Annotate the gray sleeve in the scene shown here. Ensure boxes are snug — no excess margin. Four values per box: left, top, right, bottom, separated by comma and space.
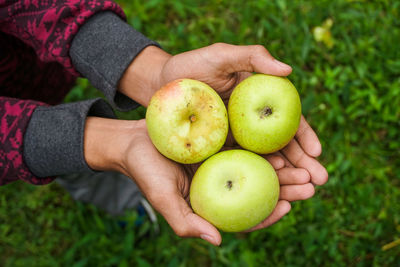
23, 98, 115, 177
70, 11, 161, 111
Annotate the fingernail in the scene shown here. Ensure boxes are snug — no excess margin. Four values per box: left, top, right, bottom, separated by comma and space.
273, 59, 291, 70
200, 234, 215, 244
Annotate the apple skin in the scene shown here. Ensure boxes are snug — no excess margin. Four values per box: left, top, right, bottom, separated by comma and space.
146, 79, 229, 164
190, 149, 279, 232
228, 74, 301, 154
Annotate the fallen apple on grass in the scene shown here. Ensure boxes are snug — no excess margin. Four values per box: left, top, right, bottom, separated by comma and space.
228, 74, 301, 154
189, 149, 280, 232
146, 79, 229, 164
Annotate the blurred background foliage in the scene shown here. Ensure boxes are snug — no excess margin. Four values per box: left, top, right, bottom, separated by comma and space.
1, 0, 399, 266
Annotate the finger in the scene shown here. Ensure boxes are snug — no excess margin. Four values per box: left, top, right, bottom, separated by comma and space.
264, 154, 285, 170
279, 183, 315, 201
216, 43, 292, 76
281, 139, 328, 185
276, 167, 311, 185
245, 200, 291, 232
150, 192, 222, 246
295, 116, 322, 157
275, 151, 294, 167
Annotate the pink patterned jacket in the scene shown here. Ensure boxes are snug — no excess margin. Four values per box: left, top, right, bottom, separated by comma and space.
0, 0, 124, 185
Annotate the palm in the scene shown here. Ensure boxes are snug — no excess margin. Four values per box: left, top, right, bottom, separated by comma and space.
121, 120, 188, 202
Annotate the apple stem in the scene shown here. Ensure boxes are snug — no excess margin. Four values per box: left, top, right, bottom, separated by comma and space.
226, 180, 233, 190
260, 106, 272, 119
189, 114, 197, 123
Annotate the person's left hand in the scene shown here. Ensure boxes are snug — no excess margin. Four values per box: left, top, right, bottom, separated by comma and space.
158, 43, 292, 102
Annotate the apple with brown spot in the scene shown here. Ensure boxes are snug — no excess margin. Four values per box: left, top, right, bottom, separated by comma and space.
146, 79, 228, 164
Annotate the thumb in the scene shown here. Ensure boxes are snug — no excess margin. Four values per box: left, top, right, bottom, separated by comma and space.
152, 191, 222, 246
213, 43, 292, 76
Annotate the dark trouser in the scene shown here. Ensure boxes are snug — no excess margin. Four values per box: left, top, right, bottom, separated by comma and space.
56, 171, 142, 216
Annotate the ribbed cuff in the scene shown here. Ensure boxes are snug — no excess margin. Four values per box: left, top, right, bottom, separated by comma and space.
23, 98, 115, 177
70, 11, 161, 111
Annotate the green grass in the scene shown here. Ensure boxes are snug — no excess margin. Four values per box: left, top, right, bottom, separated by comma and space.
1, 0, 400, 266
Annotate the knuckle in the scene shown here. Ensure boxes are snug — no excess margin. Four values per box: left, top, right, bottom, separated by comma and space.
210, 42, 228, 50
252, 44, 267, 54
174, 226, 189, 237
293, 154, 305, 168
297, 169, 311, 184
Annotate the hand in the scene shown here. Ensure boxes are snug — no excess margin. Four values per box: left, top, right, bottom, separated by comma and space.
118, 43, 292, 105
83, 117, 324, 246
159, 43, 292, 102
119, 43, 327, 182
120, 43, 328, 185
116, 43, 328, 240
157, 43, 328, 228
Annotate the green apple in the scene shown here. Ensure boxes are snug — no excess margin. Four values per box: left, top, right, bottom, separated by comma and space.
228, 74, 301, 154
190, 149, 279, 232
146, 79, 228, 164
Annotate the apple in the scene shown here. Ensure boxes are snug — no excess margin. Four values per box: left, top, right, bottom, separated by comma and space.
146, 79, 229, 164
190, 149, 279, 232
228, 74, 301, 154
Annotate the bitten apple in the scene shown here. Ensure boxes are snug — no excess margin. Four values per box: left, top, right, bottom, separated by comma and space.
190, 149, 280, 232
228, 74, 301, 154
146, 79, 228, 164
